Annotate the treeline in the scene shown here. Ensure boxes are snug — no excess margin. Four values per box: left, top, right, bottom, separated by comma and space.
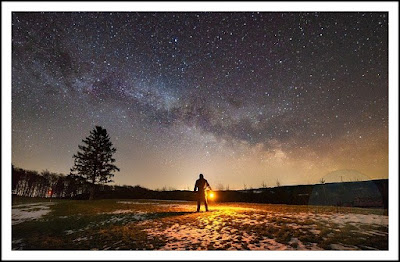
12, 165, 153, 199
12, 165, 388, 209
221, 179, 388, 209
12, 165, 88, 198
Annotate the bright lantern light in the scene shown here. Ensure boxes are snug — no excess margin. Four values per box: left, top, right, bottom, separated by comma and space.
208, 192, 215, 199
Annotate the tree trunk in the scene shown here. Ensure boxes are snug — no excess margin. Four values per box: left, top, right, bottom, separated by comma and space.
89, 172, 96, 200
89, 183, 95, 200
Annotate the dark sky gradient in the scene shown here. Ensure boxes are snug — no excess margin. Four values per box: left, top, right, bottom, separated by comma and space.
12, 12, 388, 189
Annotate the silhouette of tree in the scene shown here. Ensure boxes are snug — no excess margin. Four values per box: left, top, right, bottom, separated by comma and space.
41, 169, 58, 198
70, 126, 120, 200
261, 181, 268, 189
54, 175, 66, 198
64, 174, 83, 197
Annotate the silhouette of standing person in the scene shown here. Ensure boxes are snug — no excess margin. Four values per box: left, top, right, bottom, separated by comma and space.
194, 174, 212, 212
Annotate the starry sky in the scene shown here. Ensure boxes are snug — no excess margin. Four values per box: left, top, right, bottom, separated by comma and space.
12, 12, 388, 190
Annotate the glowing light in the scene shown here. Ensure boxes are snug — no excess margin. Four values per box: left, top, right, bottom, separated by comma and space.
208, 192, 215, 199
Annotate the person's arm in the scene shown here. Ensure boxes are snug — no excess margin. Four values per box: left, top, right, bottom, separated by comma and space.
206, 180, 211, 190
194, 181, 198, 192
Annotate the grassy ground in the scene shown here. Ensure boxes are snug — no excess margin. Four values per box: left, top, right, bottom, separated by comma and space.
12, 197, 388, 250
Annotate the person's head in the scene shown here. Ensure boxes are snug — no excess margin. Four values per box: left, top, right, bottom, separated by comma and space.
199, 174, 204, 179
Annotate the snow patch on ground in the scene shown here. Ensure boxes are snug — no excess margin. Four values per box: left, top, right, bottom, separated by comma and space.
92, 212, 148, 227
73, 237, 88, 242
65, 230, 76, 235
320, 213, 388, 226
117, 201, 157, 205
106, 209, 144, 214
143, 204, 387, 250
157, 204, 196, 209
63, 211, 149, 236
12, 239, 25, 250
12, 202, 55, 225
102, 210, 148, 220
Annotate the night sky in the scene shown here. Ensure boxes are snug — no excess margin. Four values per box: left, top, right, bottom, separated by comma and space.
12, 12, 388, 190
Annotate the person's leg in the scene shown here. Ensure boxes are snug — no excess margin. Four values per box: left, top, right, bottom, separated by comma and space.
197, 198, 200, 212
204, 196, 208, 211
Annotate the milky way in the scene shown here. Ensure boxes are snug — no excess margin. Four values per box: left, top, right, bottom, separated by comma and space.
12, 12, 388, 189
